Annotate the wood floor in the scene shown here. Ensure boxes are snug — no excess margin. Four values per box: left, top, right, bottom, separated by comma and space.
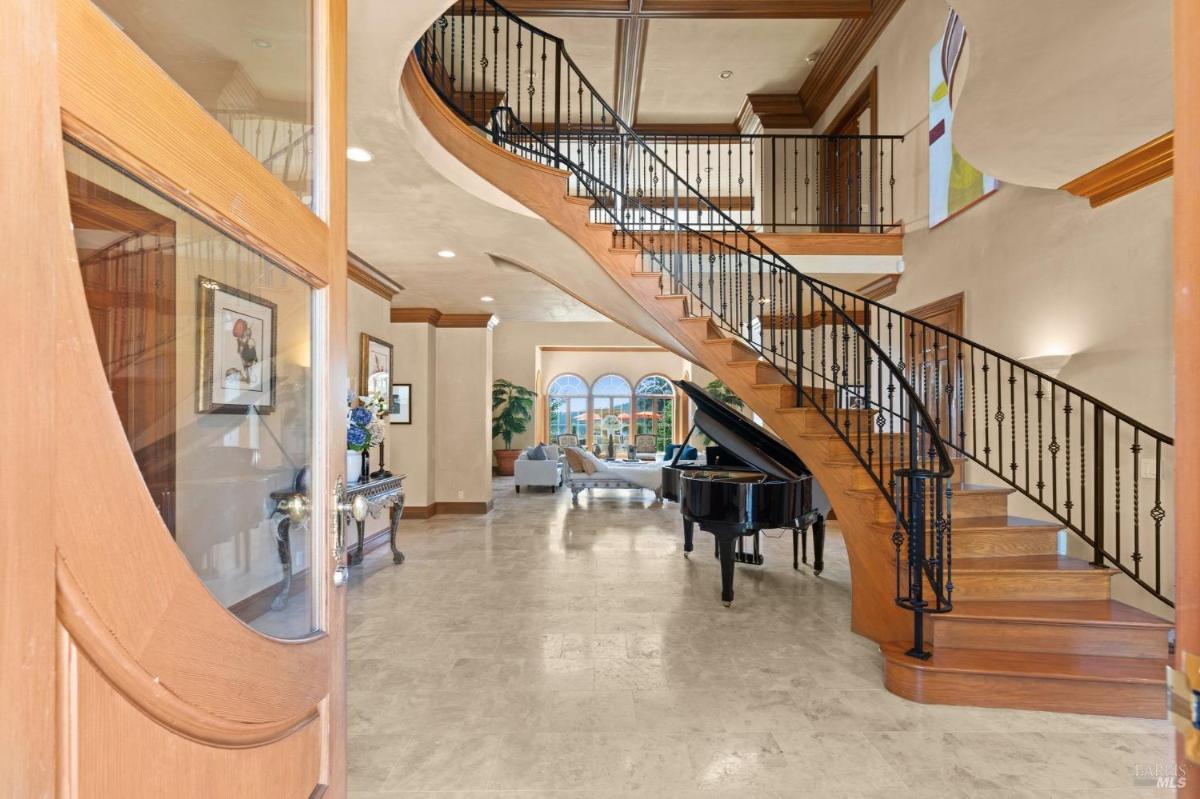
346, 481, 1175, 796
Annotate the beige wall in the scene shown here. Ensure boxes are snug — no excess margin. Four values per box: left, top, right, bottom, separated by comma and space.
814, 0, 1175, 616
347, 282, 494, 511
434, 326, 494, 504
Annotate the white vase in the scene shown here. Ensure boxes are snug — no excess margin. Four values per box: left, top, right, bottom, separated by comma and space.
346, 449, 362, 483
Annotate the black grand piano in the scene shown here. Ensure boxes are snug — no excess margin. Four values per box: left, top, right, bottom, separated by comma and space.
663, 380, 830, 606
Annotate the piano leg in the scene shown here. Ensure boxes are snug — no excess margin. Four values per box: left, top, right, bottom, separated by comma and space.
793, 526, 807, 571
717, 535, 736, 606
682, 519, 694, 558
811, 515, 826, 576
270, 517, 292, 611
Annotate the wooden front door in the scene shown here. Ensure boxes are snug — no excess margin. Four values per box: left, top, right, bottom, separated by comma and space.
2, 0, 350, 795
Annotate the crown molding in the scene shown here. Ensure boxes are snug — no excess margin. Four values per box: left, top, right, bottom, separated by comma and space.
798, 0, 905, 126
1060, 131, 1174, 208
739, 93, 811, 130
389, 308, 495, 328
856, 272, 901, 301
347, 251, 403, 301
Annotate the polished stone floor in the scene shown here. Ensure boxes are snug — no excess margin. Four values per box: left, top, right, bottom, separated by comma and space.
347, 478, 1176, 798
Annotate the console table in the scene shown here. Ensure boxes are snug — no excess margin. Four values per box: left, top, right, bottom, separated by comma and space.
346, 473, 406, 566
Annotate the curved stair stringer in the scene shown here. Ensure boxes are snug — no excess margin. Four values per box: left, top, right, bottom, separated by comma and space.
402, 54, 910, 644
402, 54, 1173, 716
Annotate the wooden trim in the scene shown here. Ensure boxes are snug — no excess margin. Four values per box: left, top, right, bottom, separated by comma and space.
347, 252, 403, 301
496, 0, 870, 17
824, 66, 877, 136
390, 307, 442, 325
1174, 0, 1200, 709
389, 307, 496, 327
400, 501, 493, 519
741, 94, 811, 129
4, 1, 62, 793
634, 228, 903, 255
1060, 131, 1174, 208
56, 558, 320, 748
908, 291, 964, 332
798, 0, 905, 126
539, 345, 667, 352
56, 0, 330, 287
857, 273, 901, 300
633, 122, 741, 135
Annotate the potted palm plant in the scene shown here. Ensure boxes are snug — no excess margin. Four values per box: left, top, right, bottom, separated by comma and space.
492, 378, 535, 476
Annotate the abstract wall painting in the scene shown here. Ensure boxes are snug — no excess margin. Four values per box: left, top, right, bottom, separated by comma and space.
929, 10, 999, 228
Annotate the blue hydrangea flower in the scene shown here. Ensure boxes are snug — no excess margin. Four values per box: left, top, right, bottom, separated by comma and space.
350, 407, 372, 426
347, 426, 368, 449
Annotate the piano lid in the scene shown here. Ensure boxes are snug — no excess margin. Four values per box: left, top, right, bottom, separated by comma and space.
675, 380, 810, 482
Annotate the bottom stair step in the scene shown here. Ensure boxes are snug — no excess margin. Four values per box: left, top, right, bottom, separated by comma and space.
931, 600, 1172, 659
881, 642, 1166, 718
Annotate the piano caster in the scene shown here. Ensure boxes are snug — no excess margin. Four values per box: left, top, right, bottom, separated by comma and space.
722, 601, 732, 608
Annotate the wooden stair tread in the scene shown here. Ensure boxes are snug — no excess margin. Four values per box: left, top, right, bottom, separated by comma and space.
942, 599, 1173, 628
881, 642, 1165, 684
953, 515, 1062, 532
952, 554, 1114, 574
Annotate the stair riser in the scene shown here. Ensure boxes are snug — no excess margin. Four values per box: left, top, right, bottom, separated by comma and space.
951, 491, 1010, 518
931, 618, 1169, 659
884, 661, 1164, 718
951, 530, 1059, 557
950, 572, 1112, 601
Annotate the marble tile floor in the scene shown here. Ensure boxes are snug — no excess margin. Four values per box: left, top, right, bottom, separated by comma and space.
347, 477, 1176, 798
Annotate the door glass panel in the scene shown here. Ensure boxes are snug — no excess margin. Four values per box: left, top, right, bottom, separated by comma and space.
92, 0, 316, 209
65, 141, 318, 639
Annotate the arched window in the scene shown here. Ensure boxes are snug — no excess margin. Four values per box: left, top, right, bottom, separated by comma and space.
590, 374, 632, 450
547, 374, 588, 445
635, 374, 674, 452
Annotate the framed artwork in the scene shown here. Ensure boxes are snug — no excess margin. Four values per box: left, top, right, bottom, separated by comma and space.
928, 10, 998, 228
390, 383, 412, 424
197, 276, 276, 414
359, 333, 393, 398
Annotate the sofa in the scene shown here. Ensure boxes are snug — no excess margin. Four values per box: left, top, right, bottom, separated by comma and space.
514, 444, 563, 493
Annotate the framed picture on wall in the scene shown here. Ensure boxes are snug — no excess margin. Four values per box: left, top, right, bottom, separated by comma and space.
197, 276, 276, 414
390, 383, 412, 424
359, 333, 393, 398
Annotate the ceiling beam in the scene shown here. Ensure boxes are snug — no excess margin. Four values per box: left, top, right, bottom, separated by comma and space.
613, 6, 649, 124
797, 0, 905, 126
499, 0, 870, 18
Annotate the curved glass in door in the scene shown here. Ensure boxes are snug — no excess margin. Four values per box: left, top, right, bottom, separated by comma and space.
65, 141, 318, 639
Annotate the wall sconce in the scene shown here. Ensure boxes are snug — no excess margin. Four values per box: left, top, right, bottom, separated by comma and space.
1019, 353, 1073, 378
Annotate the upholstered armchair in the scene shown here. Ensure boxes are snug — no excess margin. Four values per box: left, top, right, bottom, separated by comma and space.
514, 445, 563, 492
633, 434, 658, 461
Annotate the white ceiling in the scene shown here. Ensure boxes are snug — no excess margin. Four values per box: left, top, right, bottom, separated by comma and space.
637, 18, 840, 124
96, 0, 311, 111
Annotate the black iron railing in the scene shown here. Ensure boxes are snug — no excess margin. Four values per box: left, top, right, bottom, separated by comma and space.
415, 0, 1174, 650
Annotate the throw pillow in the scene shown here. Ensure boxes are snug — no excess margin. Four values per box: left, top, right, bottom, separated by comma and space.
564, 447, 588, 473
528, 444, 548, 461
581, 451, 603, 474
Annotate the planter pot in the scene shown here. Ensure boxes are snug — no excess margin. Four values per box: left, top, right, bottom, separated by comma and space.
494, 449, 521, 476
346, 449, 362, 483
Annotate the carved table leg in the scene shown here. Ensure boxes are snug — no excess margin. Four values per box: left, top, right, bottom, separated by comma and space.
388, 500, 405, 564
271, 516, 292, 611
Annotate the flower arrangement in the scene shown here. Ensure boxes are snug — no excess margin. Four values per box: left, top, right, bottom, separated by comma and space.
347, 392, 389, 452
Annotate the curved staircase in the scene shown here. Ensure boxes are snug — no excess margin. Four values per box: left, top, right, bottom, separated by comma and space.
403, 0, 1175, 718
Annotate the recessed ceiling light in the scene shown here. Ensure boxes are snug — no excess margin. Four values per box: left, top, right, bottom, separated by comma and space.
805, 50, 822, 64
480, 296, 494, 303
437, 250, 456, 259
719, 70, 734, 80
253, 38, 273, 49
346, 146, 373, 162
